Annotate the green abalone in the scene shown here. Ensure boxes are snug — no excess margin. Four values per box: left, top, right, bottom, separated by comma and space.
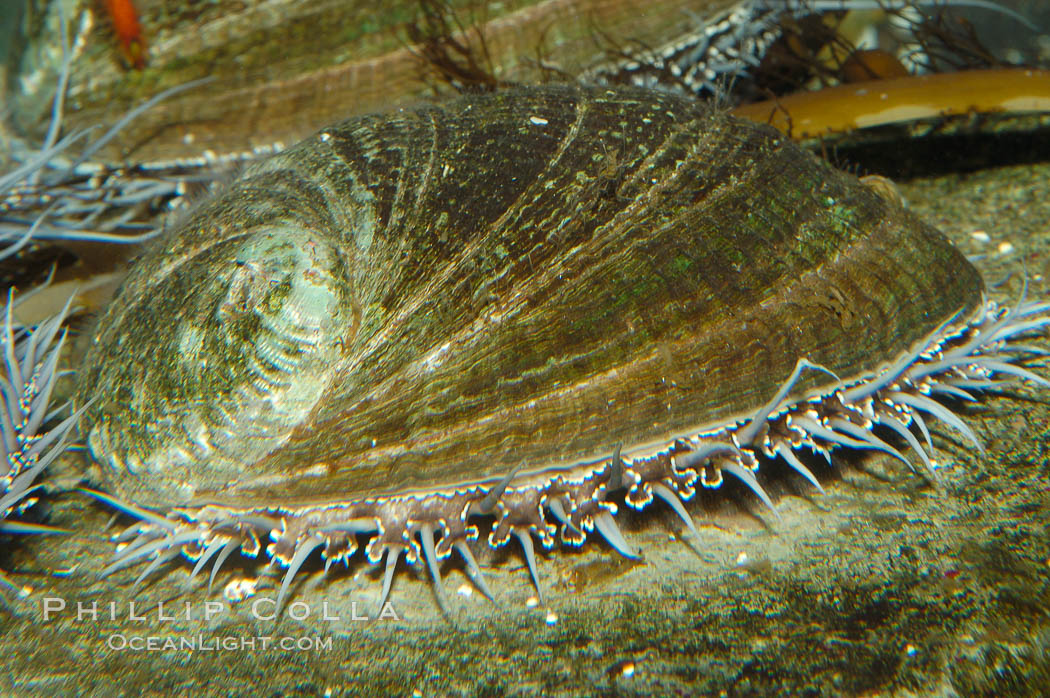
72, 85, 1050, 612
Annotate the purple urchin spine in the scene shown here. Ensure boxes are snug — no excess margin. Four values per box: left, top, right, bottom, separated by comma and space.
0, 288, 84, 597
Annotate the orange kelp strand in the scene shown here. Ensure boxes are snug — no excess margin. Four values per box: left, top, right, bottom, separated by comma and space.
731, 68, 1050, 140
103, 0, 146, 69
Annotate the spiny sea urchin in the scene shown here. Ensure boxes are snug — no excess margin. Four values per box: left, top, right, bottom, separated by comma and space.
0, 287, 82, 597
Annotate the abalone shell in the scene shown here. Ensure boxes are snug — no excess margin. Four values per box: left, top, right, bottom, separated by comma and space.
74, 85, 1034, 608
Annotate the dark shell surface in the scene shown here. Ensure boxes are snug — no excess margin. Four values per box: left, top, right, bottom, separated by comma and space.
73, 85, 1032, 609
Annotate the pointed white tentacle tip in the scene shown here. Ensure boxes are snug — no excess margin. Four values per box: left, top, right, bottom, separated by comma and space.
377, 546, 401, 617
189, 538, 227, 581
208, 540, 240, 596
513, 529, 545, 606
132, 547, 180, 588
720, 461, 781, 522
775, 444, 826, 495
593, 510, 641, 559
651, 482, 700, 538
274, 535, 324, 617
453, 540, 495, 603
418, 524, 450, 615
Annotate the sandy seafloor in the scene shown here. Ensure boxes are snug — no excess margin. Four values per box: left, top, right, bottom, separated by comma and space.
1, 150, 1050, 697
